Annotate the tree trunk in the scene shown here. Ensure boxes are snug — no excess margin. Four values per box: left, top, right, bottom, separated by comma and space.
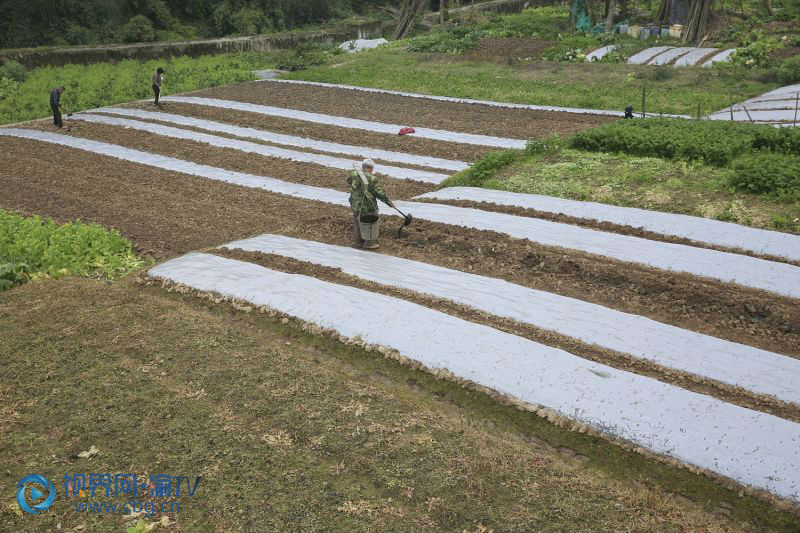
763, 0, 774, 15
655, 0, 669, 23
394, 0, 430, 39
605, 0, 616, 32
682, 0, 713, 44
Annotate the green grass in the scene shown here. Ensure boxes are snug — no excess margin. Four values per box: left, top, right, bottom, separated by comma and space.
440, 146, 800, 233
0, 209, 146, 290
0, 52, 275, 124
284, 47, 779, 115
2, 277, 799, 531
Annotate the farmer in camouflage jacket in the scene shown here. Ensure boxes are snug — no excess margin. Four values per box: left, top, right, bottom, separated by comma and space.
347, 159, 393, 249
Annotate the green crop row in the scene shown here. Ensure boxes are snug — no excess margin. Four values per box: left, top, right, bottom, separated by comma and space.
0, 210, 145, 290
570, 118, 800, 166
0, 52, 273, 125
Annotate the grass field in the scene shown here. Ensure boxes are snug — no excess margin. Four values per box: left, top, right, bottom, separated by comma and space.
2, 276, 799, 532
284, 47, 779, 116
441, 146, 800, 233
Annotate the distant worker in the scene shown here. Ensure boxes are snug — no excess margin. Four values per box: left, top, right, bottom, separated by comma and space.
347, 159, 393, 250
50, 86, 65, 128
152, 67, 164, 107
624, 105, 634, 119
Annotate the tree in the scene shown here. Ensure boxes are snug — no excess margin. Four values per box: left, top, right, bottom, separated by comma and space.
682, 0, 713, 43
394, 0, 429, 39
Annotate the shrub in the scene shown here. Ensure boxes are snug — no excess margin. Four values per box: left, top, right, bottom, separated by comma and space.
776, 55, 800, 85
0, 209, 145, 290
0, 60, 27, 83
120, 15, 156, 43
407, 27, 485, 54
729, 154, 800, 198
275, 43, 340, 71
570, 119, 800, 166
440, 149, 521, 188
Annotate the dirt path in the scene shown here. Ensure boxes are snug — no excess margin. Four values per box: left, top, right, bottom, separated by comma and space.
190, 81, 614, 139
2, 138, 797, 360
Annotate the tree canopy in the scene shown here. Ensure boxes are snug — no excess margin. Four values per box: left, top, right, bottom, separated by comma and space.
0, 0, 389, 49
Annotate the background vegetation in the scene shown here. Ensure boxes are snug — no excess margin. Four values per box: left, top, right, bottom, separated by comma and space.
0, 0, 389, 49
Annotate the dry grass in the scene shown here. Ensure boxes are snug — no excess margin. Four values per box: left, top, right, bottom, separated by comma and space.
1, 277, 798, 531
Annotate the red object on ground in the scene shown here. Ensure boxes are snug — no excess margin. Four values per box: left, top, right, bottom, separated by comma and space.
398, 127, 416, 136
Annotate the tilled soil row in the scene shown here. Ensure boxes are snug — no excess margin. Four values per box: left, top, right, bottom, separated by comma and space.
91, 112, 457, 177
25, 122, 434, 200
1, 139, 798, 359
190, 81, 614, 140
421, 198, 800, 267
122, 102, 495, 162
214, 247, 800, 422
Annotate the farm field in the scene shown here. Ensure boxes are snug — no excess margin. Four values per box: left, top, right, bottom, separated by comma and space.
2, 79, 800, 532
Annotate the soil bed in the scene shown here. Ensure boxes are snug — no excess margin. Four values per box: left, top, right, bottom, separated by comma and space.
190, 80, 614, 140
1, 138, 797, 359
215, 247, 800, 421
122, 102, 496, 162
25, 121, 433, 200
466, 37, 558, 60
421, 198, 800, 266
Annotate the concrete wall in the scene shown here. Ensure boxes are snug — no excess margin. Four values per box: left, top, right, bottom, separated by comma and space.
0, 20, 385, 69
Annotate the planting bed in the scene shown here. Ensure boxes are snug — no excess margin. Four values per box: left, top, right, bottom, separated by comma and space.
2, 80, 800, 510
191, 80, 614, 139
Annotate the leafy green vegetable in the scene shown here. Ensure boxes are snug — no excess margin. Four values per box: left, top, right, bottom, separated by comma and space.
0, 209, 146, 290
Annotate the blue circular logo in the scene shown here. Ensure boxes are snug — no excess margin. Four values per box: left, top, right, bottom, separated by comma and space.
16, 475, 55, 515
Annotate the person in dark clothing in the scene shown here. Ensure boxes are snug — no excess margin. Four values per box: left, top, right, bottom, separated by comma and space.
50, 86, 65, 128
152, 67, 164, 106
624, 105, 635, 119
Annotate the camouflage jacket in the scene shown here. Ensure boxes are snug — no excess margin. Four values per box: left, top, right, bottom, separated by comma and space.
347, 170, 392, 213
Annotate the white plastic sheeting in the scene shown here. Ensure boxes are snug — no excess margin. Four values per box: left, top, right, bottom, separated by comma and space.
161, 96, 529, 149
674, 48, 718, 67
416, 187, 800, 261
339, 38, 388, 52
73, 113, 449, 184
0, 128, 351, 206
702, 49, 736, 67
393, 200, 800, 299
586, 45, 616, 62
707, 109, 797, 123
267, 79, 627, 117
223, 233, 800, 405
648, 47, 694, 65
148, 252, 800, 503
3, 128, 798, 298
628, 46, 674, 65
91, 107, 469, 172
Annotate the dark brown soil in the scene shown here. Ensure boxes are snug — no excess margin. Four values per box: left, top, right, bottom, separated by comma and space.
190, 80, 614, 140
121, 102, 497, 163
770, 46, 800, 62
25, 121, 434, 201
1, 138, 798, 360
465, 37, 557, 60
215, 247, 800, 421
